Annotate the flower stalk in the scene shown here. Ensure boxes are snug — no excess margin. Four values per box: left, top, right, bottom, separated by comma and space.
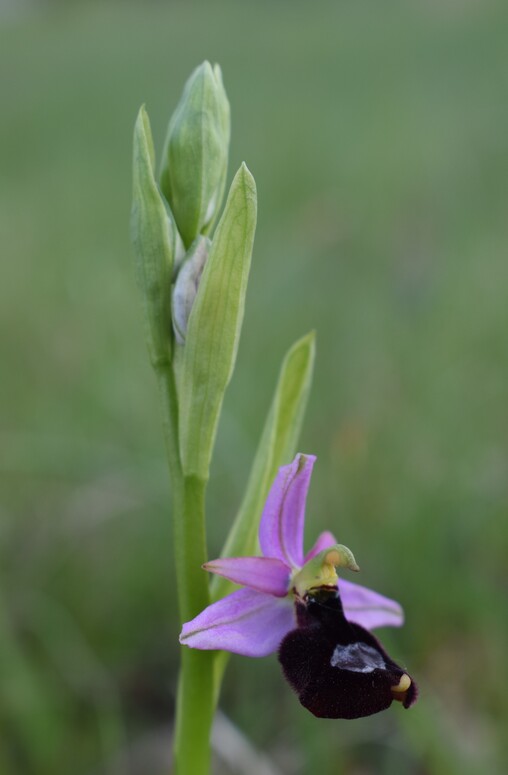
155, 363, 215, 773
132, 62, 269, 773
132, 60, 232, 766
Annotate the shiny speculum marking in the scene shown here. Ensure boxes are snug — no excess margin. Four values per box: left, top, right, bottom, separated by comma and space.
330, 642, 386, 673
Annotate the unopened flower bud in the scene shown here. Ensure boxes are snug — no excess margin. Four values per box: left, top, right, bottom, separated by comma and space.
172, 236, 210, 345
160, 61, 230, 248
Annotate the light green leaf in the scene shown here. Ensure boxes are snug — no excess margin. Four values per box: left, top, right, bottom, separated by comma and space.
178, 163, 257, 478
211, 331, 316, 602
131, 106, 176, 369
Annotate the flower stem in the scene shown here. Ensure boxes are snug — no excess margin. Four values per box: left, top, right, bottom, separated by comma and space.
156, 365, 215, 774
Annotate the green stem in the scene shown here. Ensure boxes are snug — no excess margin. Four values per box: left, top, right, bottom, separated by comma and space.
156, 365, 215, 775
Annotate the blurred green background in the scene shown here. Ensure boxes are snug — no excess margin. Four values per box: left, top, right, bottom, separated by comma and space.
1, 0, 508, 773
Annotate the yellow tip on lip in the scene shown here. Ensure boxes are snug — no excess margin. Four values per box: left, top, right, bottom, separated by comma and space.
391, 673, 411, 693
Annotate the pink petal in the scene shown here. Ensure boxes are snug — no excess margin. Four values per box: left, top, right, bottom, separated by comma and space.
304, 530, 338, 562
259, 454, 316, 569
180, 588, 295, 657
204, 556, 290, 596
339, 578, 404, 630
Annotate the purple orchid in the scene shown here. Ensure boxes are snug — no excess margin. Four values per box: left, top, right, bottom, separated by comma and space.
180, 453, 403, 655
180, 453, 417, 718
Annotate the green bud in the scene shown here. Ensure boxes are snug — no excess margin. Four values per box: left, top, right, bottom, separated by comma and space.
160, 61, 230, 249
172, 236, 210, 345
131, 106, 179, 369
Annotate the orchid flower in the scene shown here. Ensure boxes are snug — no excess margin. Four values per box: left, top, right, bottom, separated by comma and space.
180, 453, 417, 718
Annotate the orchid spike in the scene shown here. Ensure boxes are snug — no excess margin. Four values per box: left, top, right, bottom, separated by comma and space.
180, 453, 417, 718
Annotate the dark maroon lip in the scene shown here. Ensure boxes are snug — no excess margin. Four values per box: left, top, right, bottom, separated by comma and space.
279, 587, 418, 719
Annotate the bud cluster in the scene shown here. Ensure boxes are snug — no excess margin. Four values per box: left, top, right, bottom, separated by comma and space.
131, 62, 257, 478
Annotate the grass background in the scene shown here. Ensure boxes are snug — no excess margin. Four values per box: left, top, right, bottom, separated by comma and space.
1, 0, 507, 772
